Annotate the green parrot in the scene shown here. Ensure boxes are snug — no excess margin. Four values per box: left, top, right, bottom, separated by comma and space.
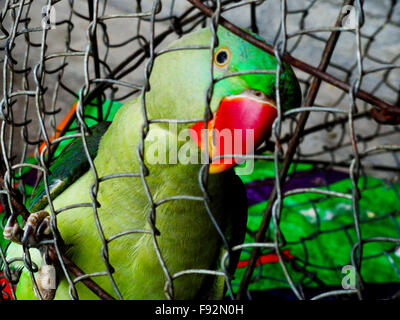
4, 26, 301, 300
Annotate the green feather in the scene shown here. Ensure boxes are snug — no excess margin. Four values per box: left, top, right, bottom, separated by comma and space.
29, 122, 111, 212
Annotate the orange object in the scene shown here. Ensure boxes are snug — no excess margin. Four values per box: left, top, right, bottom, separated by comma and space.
38, 101, 78, 154
237, 249, 294, 268
0, 272, 14, 300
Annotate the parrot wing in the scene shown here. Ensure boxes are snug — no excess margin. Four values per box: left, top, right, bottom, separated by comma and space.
29, 122, 111, 212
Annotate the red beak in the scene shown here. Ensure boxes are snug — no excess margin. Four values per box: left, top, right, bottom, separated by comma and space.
190, 90, 277, 173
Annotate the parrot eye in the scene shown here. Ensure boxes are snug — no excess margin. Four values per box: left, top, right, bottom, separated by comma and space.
214, 47, 231, 70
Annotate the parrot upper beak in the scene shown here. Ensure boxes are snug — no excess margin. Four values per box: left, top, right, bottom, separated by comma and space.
190, 89, 277, 173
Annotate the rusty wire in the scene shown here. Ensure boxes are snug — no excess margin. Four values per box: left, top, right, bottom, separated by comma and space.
0, 0, 399, 300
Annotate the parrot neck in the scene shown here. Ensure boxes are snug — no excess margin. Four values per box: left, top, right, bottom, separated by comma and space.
93, 96, 212, 194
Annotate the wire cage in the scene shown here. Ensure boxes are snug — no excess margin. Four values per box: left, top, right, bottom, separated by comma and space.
0, 0, 400, 300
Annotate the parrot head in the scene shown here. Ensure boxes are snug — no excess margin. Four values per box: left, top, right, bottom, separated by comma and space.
146, 26, 301, 173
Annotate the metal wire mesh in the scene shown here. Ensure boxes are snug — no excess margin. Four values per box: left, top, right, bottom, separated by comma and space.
0, 0, 399, 300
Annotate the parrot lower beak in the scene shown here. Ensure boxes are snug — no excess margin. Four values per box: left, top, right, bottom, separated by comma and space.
190, 89, 277, 173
